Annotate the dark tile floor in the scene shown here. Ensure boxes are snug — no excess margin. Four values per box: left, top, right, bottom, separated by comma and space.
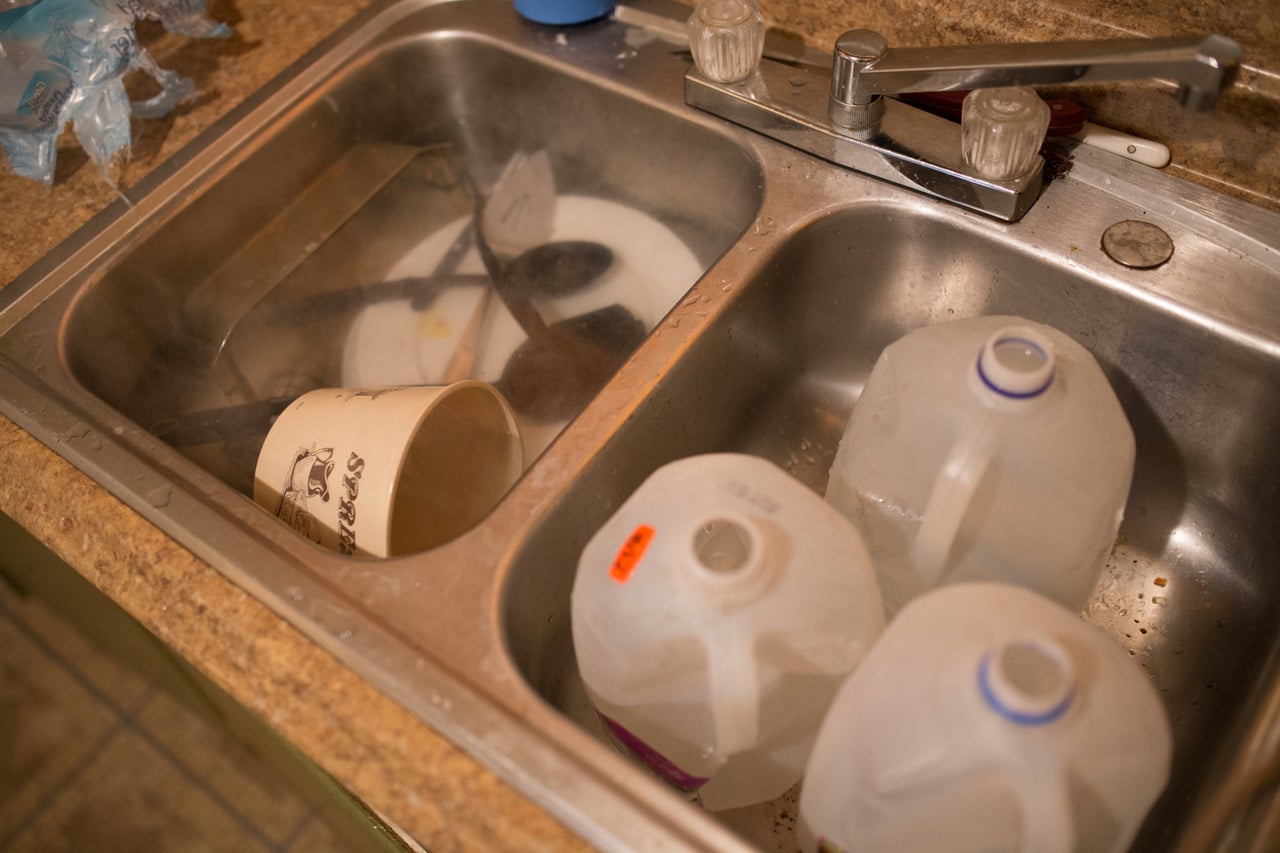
0, 577, 350, 853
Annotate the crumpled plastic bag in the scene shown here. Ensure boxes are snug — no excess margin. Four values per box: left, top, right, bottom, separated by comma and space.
0, 0, 231, 185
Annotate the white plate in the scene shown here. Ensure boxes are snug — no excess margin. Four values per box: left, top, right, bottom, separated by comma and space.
341, 196, 702, 390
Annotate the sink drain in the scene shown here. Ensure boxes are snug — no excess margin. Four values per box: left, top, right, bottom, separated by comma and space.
1101, 219, 1174, 269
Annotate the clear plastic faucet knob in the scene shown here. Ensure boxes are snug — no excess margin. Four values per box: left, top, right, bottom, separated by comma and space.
961, 87, 1051, 181
688, 0, 765, 84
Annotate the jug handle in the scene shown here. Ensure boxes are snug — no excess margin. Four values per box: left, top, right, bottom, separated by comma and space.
1015, 768, 1076, 853
911, 431, 992, 587
706, 625, 760, 757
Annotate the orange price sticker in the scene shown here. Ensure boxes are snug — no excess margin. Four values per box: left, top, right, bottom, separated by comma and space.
610, 524, 656, 584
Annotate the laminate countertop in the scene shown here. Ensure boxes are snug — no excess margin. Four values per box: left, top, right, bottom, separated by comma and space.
1, 1, 1277, 851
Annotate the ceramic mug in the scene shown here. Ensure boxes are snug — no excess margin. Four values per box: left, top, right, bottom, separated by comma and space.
253, 382, 522, 557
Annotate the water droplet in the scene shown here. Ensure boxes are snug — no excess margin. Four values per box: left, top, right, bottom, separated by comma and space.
145, 487, 172, 508
337, 629, 354, 640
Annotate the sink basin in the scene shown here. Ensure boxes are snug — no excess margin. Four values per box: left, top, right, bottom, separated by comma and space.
3, 0, 1280, 850
49, 4, 759, 498
504, 196, 1280, 849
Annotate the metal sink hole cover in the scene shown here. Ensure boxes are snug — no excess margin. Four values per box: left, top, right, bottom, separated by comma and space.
1101, 219, 1174, 269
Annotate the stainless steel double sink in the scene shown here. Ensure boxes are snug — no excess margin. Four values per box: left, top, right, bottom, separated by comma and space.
2, 1, 1279, 849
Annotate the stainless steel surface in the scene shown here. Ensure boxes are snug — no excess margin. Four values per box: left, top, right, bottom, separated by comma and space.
830, 28, 890, 110
685, 56, 1044, 221
690, 26, 1240, 222
1, 1, 1279, 850
841, 33, 1242, 109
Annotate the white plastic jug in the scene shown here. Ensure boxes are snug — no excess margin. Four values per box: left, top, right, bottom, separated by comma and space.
826, 315, 1134, 615
571, 453, 884, 810
798, 582, 1172, 853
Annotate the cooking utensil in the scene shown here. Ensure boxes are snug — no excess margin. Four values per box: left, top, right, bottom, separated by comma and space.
495, 303, 646, 420
469, 169, 643, 421
441, 287, 494, 383
293, 238, 611, 323
505, 240, 614, 298
434, 148, 558, 384
440, 240, 614, 383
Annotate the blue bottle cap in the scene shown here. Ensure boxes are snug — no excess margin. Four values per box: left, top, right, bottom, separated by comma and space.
514, 0, 616, 25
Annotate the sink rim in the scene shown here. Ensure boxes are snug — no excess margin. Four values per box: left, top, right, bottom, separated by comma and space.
2, 0, 1280, 849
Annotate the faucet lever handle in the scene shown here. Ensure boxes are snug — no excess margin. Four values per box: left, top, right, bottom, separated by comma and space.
838, 32, 1242, 111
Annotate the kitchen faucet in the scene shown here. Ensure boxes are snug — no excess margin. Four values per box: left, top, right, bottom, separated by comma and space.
685, 26, 1242, 221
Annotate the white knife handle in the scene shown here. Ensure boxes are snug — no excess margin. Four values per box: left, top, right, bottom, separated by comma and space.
1070, 121, 1171, 167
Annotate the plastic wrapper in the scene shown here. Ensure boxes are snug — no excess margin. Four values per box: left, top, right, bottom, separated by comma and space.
0, 0, 231, 185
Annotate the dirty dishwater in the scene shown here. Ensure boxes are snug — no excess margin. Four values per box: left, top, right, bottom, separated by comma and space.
504, 241, 615, 298
296, 240, 612, 319
469, 164, 646, 423
496, 304, 646, 420
339, 192, 702, 460
148, 395, 294, 447
444, 241, 617, 385
180, 140, 425, 353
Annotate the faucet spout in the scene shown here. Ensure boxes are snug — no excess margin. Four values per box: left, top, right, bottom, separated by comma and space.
835, 31, 1242, 111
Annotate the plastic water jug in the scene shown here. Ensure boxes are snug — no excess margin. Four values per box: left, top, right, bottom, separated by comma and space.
826, 315, 1134, 615
798, 582, 1172, 853
571, 453, 884, 810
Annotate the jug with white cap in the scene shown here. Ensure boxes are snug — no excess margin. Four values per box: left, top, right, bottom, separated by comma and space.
826, 315, 1134, 615
571, 453, 884, 810
798, 582, 1172, 853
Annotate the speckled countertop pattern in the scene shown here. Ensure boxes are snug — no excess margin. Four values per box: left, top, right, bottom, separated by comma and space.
1, 0, 1277, 850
